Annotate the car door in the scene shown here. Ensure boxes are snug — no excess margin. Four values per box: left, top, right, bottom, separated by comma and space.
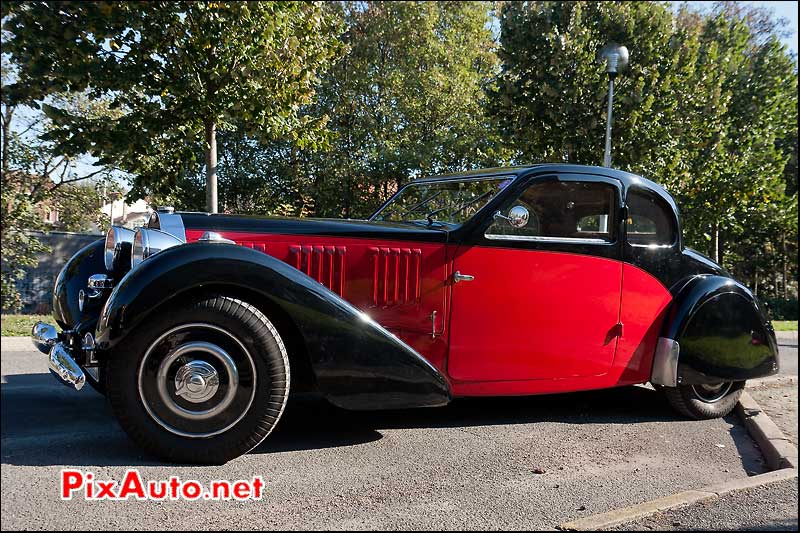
447, 174, 624, 382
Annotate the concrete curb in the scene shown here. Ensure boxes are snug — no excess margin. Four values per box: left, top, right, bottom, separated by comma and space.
775, 330, 797, 343
736, 391, 798, 470
557, 468, 798, 531
558, 390, 799, 531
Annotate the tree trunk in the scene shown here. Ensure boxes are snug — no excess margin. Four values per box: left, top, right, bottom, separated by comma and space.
711, 222, 720, 264
205, 119, 218, 213
781, 232, 787, 299
1, 106, 13, 174
754, 269, 759, 296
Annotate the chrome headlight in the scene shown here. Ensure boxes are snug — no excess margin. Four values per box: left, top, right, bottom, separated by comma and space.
104, 226, 136, 272
130, 228, 184, 269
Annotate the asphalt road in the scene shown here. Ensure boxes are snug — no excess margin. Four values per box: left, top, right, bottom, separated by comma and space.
0, 337, 786, 530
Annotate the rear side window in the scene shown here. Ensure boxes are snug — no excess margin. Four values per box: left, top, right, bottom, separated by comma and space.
626, 189, 676, 246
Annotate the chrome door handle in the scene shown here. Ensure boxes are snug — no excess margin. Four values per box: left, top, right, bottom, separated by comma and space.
453, 271, 475, 283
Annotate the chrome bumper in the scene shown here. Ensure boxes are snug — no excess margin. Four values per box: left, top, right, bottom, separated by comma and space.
31, 321, 86, 391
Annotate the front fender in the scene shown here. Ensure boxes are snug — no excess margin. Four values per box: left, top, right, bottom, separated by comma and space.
654, 275, 778, 385
95, 242, 451, 410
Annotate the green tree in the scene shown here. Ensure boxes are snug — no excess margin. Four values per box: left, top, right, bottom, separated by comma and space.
2, 1, 344, 212
307, 1, 507, 218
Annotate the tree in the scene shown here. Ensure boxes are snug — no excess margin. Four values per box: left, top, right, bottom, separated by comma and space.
306, 1, 507, 218
489, 1, 797, 297
2, 1, 344, 212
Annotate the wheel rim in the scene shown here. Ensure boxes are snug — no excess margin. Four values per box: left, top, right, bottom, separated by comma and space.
138, 323, 257, 438
690, 382, 733, 403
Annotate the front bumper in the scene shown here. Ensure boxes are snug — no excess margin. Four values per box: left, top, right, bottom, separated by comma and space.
31, 322, 86, 391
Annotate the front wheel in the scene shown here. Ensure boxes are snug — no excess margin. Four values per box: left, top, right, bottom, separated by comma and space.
663, 380, 745, 420
106, 296, 290, 464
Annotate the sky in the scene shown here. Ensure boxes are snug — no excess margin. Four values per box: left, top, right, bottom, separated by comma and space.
674, 1, 798, 54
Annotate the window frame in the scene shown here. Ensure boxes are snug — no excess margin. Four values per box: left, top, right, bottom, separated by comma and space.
624, 187, 679, 249
483, 176, 621, 246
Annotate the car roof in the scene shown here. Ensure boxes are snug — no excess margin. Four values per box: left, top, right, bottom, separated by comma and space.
416, 163, 677, 213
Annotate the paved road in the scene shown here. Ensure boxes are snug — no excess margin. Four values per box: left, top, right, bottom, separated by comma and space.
0, 338, 775, 530
775, 335, 798, 377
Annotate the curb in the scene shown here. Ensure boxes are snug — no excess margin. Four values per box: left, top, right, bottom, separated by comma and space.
558, 390, 799, 531
775, 330, 797, 343
736, 391, 798, 470
557, 468, 798, 531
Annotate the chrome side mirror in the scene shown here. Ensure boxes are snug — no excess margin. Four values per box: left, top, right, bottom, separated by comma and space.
493, 206, 529, 229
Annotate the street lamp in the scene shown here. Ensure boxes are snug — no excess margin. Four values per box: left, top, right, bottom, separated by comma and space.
599, 43, 629, 167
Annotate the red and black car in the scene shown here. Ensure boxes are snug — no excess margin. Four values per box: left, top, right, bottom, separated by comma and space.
32, 164, 779, 463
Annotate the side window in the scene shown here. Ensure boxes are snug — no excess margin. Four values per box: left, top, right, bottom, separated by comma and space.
626, 189, 676, 246
486, 181, 617, 242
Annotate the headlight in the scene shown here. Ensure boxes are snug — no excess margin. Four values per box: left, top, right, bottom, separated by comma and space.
104, 226, 136, 272
130, 228, 184, 269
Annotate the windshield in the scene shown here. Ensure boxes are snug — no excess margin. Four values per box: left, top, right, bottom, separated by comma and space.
371, 177, 512, 226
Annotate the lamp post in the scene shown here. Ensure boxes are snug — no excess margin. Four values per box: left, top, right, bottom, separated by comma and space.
599, 43, 629, 168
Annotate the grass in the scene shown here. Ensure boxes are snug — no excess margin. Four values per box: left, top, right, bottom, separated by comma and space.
1, 314, 796, 336
773, 320, 798, 332
1, 314, 56, 337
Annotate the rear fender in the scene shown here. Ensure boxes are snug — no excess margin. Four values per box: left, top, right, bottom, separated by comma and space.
651, 275, 778, 386
95, 242, 451, 410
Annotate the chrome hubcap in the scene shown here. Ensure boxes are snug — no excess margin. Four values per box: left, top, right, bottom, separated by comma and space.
138, 323, 256, 438
175, 360, 219, 403
691, 382, 733, 403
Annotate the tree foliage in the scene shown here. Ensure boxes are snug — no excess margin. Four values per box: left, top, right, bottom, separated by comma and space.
1, 1, 797, 304
2, 1, 344, 204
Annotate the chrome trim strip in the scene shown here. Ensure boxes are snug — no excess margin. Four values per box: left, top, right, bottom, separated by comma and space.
484, 234, 611, 244
651, 337, 680, 387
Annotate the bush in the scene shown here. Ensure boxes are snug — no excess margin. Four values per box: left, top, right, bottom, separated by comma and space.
763, 297, 799, 321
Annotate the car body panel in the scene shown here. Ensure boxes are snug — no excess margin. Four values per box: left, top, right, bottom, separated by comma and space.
48, 164, 778, 409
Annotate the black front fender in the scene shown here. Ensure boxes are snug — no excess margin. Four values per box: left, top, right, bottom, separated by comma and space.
95, 242, 451, 410
659, 275, 778, 385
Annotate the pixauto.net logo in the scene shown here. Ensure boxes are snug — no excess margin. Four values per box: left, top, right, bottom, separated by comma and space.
61, 469, 265, 501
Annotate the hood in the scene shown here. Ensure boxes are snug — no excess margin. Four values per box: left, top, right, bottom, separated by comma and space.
176, 212, 448, 242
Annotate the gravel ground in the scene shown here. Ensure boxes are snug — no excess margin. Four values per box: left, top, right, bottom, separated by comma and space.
0, 340, 767, 530
612, 477, 798, 531
748, 382, 798, 447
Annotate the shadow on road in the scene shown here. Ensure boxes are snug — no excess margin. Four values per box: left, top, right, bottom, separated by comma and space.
1, 373, 756, 469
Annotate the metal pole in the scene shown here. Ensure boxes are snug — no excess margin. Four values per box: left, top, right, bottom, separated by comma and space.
603, 75, 615, 167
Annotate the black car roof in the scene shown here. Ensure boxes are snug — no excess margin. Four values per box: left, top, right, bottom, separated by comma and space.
417, 164, 677, 214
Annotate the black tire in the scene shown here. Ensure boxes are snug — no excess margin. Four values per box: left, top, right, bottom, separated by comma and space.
663, 381, 745, 420
106, 296, 290, 464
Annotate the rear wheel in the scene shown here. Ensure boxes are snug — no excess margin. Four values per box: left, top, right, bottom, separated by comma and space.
106, 296, 290, 463
663, 380, 745, 419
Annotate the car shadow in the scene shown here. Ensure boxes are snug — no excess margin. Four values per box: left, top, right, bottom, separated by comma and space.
0, 373, 751, 468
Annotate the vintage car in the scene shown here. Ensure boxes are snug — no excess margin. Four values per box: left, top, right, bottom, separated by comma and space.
32, 164, 779, 463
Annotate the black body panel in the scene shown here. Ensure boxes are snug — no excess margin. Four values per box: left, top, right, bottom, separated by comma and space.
94, 242, 451, 410
662, 275, 778, 384
179, 213, 448, 243
52, 238, 106, 332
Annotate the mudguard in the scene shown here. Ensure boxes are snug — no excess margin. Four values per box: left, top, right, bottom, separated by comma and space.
657, 275, 778, 385
94, 242, 451, 410
52, 238, 106, 331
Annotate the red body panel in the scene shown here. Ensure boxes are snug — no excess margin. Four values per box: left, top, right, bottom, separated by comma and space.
185, 229, 452, 371
185, 229, 672, 396
448, 247, 622, 382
